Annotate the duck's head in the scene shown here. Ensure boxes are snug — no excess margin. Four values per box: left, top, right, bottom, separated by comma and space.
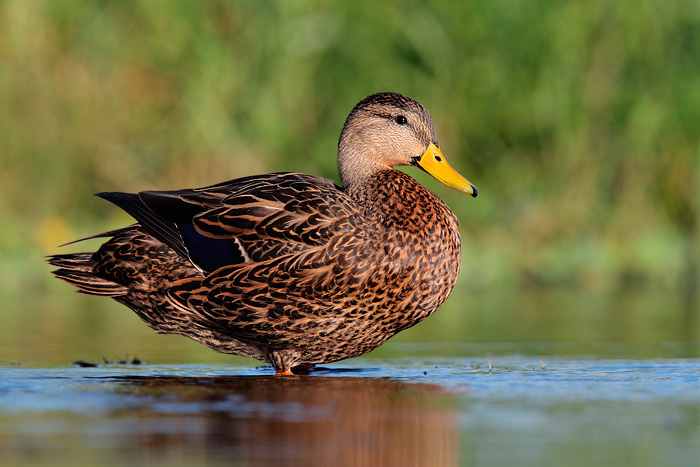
338, 92, 477, 198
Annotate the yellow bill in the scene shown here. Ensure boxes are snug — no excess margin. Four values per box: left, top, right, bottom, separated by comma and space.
416, 142, 477, 197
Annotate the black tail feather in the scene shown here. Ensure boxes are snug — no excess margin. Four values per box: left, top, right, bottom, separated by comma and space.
96, 192, 188, 259
57, 226, 138, 247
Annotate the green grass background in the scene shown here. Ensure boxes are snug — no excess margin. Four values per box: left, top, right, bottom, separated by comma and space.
1, 0, 698, 361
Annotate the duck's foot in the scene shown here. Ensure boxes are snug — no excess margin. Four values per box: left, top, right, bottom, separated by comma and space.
274, 364, 315, 376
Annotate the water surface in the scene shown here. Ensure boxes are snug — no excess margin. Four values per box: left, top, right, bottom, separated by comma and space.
1, 345, 699, 466
2, 287, 699, 465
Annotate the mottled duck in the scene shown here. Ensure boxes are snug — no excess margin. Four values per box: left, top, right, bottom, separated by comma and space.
49, 92, 477, 375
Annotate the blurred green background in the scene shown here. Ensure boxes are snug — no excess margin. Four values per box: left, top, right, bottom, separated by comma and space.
1, 0, 699, 364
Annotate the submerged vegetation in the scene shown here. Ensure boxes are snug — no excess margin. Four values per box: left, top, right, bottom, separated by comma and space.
1, 1, 698, 343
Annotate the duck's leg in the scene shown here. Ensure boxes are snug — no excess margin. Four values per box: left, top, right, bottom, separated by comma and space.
269, 350, 305, 375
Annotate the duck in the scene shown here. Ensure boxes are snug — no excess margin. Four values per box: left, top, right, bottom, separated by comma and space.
49, 92, 477, 375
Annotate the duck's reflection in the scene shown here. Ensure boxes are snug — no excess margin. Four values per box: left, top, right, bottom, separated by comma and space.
109, 373, 458, 466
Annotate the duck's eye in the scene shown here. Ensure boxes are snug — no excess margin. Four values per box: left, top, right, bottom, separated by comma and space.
395, 115, 408, 125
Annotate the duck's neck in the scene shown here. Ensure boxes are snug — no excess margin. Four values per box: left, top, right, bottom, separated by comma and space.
337, 144, 388, 199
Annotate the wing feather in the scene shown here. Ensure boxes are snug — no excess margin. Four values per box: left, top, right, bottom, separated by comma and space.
105, 173, 357, 273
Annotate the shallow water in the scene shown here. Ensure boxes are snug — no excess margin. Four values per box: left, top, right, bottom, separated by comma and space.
1, 345, 699, 466
2, 286, 699, 465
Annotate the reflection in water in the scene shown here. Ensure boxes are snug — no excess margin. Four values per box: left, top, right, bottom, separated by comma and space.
2, 360, 700, 465
107, 374, 458, 466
